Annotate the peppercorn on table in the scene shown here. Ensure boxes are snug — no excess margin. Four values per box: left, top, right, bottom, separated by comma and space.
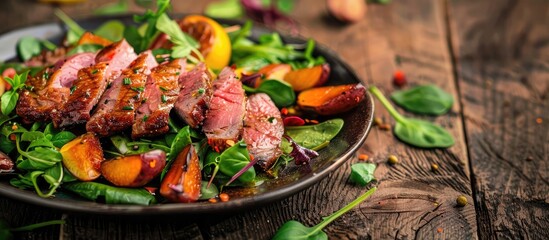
0, 0, 547, 239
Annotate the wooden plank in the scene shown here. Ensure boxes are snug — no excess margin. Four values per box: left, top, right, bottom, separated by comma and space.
0, 197, 62, 239
448, 0, 549, 239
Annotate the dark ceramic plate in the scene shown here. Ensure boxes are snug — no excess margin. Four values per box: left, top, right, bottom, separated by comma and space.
0, 15, 374, 215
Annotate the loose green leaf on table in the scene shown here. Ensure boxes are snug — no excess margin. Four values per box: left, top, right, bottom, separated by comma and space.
0, 218, 64, 240
369, 86, 455, 148
285, 118, 344, 150
391, 84, 453, 115
63, 182, 156, 205
272, 187, 377, 240
350, 163, 376, 186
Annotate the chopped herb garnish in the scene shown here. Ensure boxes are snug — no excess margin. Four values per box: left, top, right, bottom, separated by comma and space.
161, 94, 167, 103
91, 69, 98, 74
197, 88, 205, 94
143, 115, 149, 122
133, 68, 140, 73
175, 72, 180, 75
122, 105, 134, 110
42, 71, 49, 80
141, 98, 147, 103
70, 85, 77, 94
268, 117, 275, 123
130, 86, 144, 92
123, 78, 131, 85
107, 82, 112, 89
159, 86, 168, 92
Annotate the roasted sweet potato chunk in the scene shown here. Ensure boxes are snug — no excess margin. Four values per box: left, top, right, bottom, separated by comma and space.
160, 145, 201, 203
297, 83, 365, 115
60, 133, 104, 181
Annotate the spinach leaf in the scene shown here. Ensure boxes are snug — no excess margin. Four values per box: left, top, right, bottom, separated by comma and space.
16, 37, 42, 61
199, 180, 219, 200
50, 131, 76, 148
217, 141, 255, 184
350, 163, 376, 186
369, 86, 455, 148
244, 80, 295, 107
272, 187, 377, 240
67, 44, 104, 56
391, 85, 453, 115
204, 0, 243, 19
167, 126, 192, 162
285, 119, 344, 150
63, 182, 156, 205
93, 20, 125, 41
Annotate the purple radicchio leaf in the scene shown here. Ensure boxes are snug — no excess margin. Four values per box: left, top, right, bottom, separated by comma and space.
240, 72, 262, 88
225, 155, 259, 186
240, 0, 298, 35
283, 135, 319, 165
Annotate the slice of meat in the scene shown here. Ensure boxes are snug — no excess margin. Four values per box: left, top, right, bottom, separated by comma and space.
17, 53, 96, 123
0, 151, 13, 172
52, 40, 137, 128
242, 93, 284, 170
203, 67, 246, 152
86, 51, 158, 137
174, 63, 213, 128
132, 58, 185, 139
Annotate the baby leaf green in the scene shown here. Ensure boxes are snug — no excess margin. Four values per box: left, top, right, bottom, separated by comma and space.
390, 84, 453, 115
350, 163, 376, 186
285, 119, 344, 150
272, 187, 377, 240
369, 86, 455, 148
63, 182, 156, 205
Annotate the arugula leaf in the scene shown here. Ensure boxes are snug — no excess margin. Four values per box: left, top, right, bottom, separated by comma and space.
155, 13, 203, 62
350, 163, 376, 186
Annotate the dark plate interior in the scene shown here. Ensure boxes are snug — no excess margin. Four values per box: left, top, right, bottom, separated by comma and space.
0, 15, 374, 215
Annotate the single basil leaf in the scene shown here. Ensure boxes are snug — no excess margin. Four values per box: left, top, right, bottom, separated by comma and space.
93, 20, 125, 41
63, 182, 156, 205
50, 131, 76, 148
168, 126, 192, 162
17, 37, 42, 61
350, 163, 376, 186
1, 91, 17, 116
199, 180, 219, 200
285, 119, 344, 149
67, 44, 104, 56
390, 85, 453, 115
394, 119, 455, 148
255, 80, 296, 107
218, 141, 255, 183
204, 0, 244, 19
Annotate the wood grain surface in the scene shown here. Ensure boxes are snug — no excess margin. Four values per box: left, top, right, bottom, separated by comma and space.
449, 0, 549, 239
0, 0, 546, 239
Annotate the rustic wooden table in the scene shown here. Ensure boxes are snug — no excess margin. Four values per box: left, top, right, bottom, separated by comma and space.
0, 0, 547, 239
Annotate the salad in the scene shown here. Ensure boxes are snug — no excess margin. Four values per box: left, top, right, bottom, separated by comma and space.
0, 0, 366, 205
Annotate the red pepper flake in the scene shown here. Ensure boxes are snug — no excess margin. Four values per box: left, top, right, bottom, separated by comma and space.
536, 117, 543, 124
280, 108, 289, 115
309, 119, 319, 124
209, 198, 218, 203
358, 154, 369, 161
437, 228, 443, 233
393, 70, 407, 87
284, 116, 305, 126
